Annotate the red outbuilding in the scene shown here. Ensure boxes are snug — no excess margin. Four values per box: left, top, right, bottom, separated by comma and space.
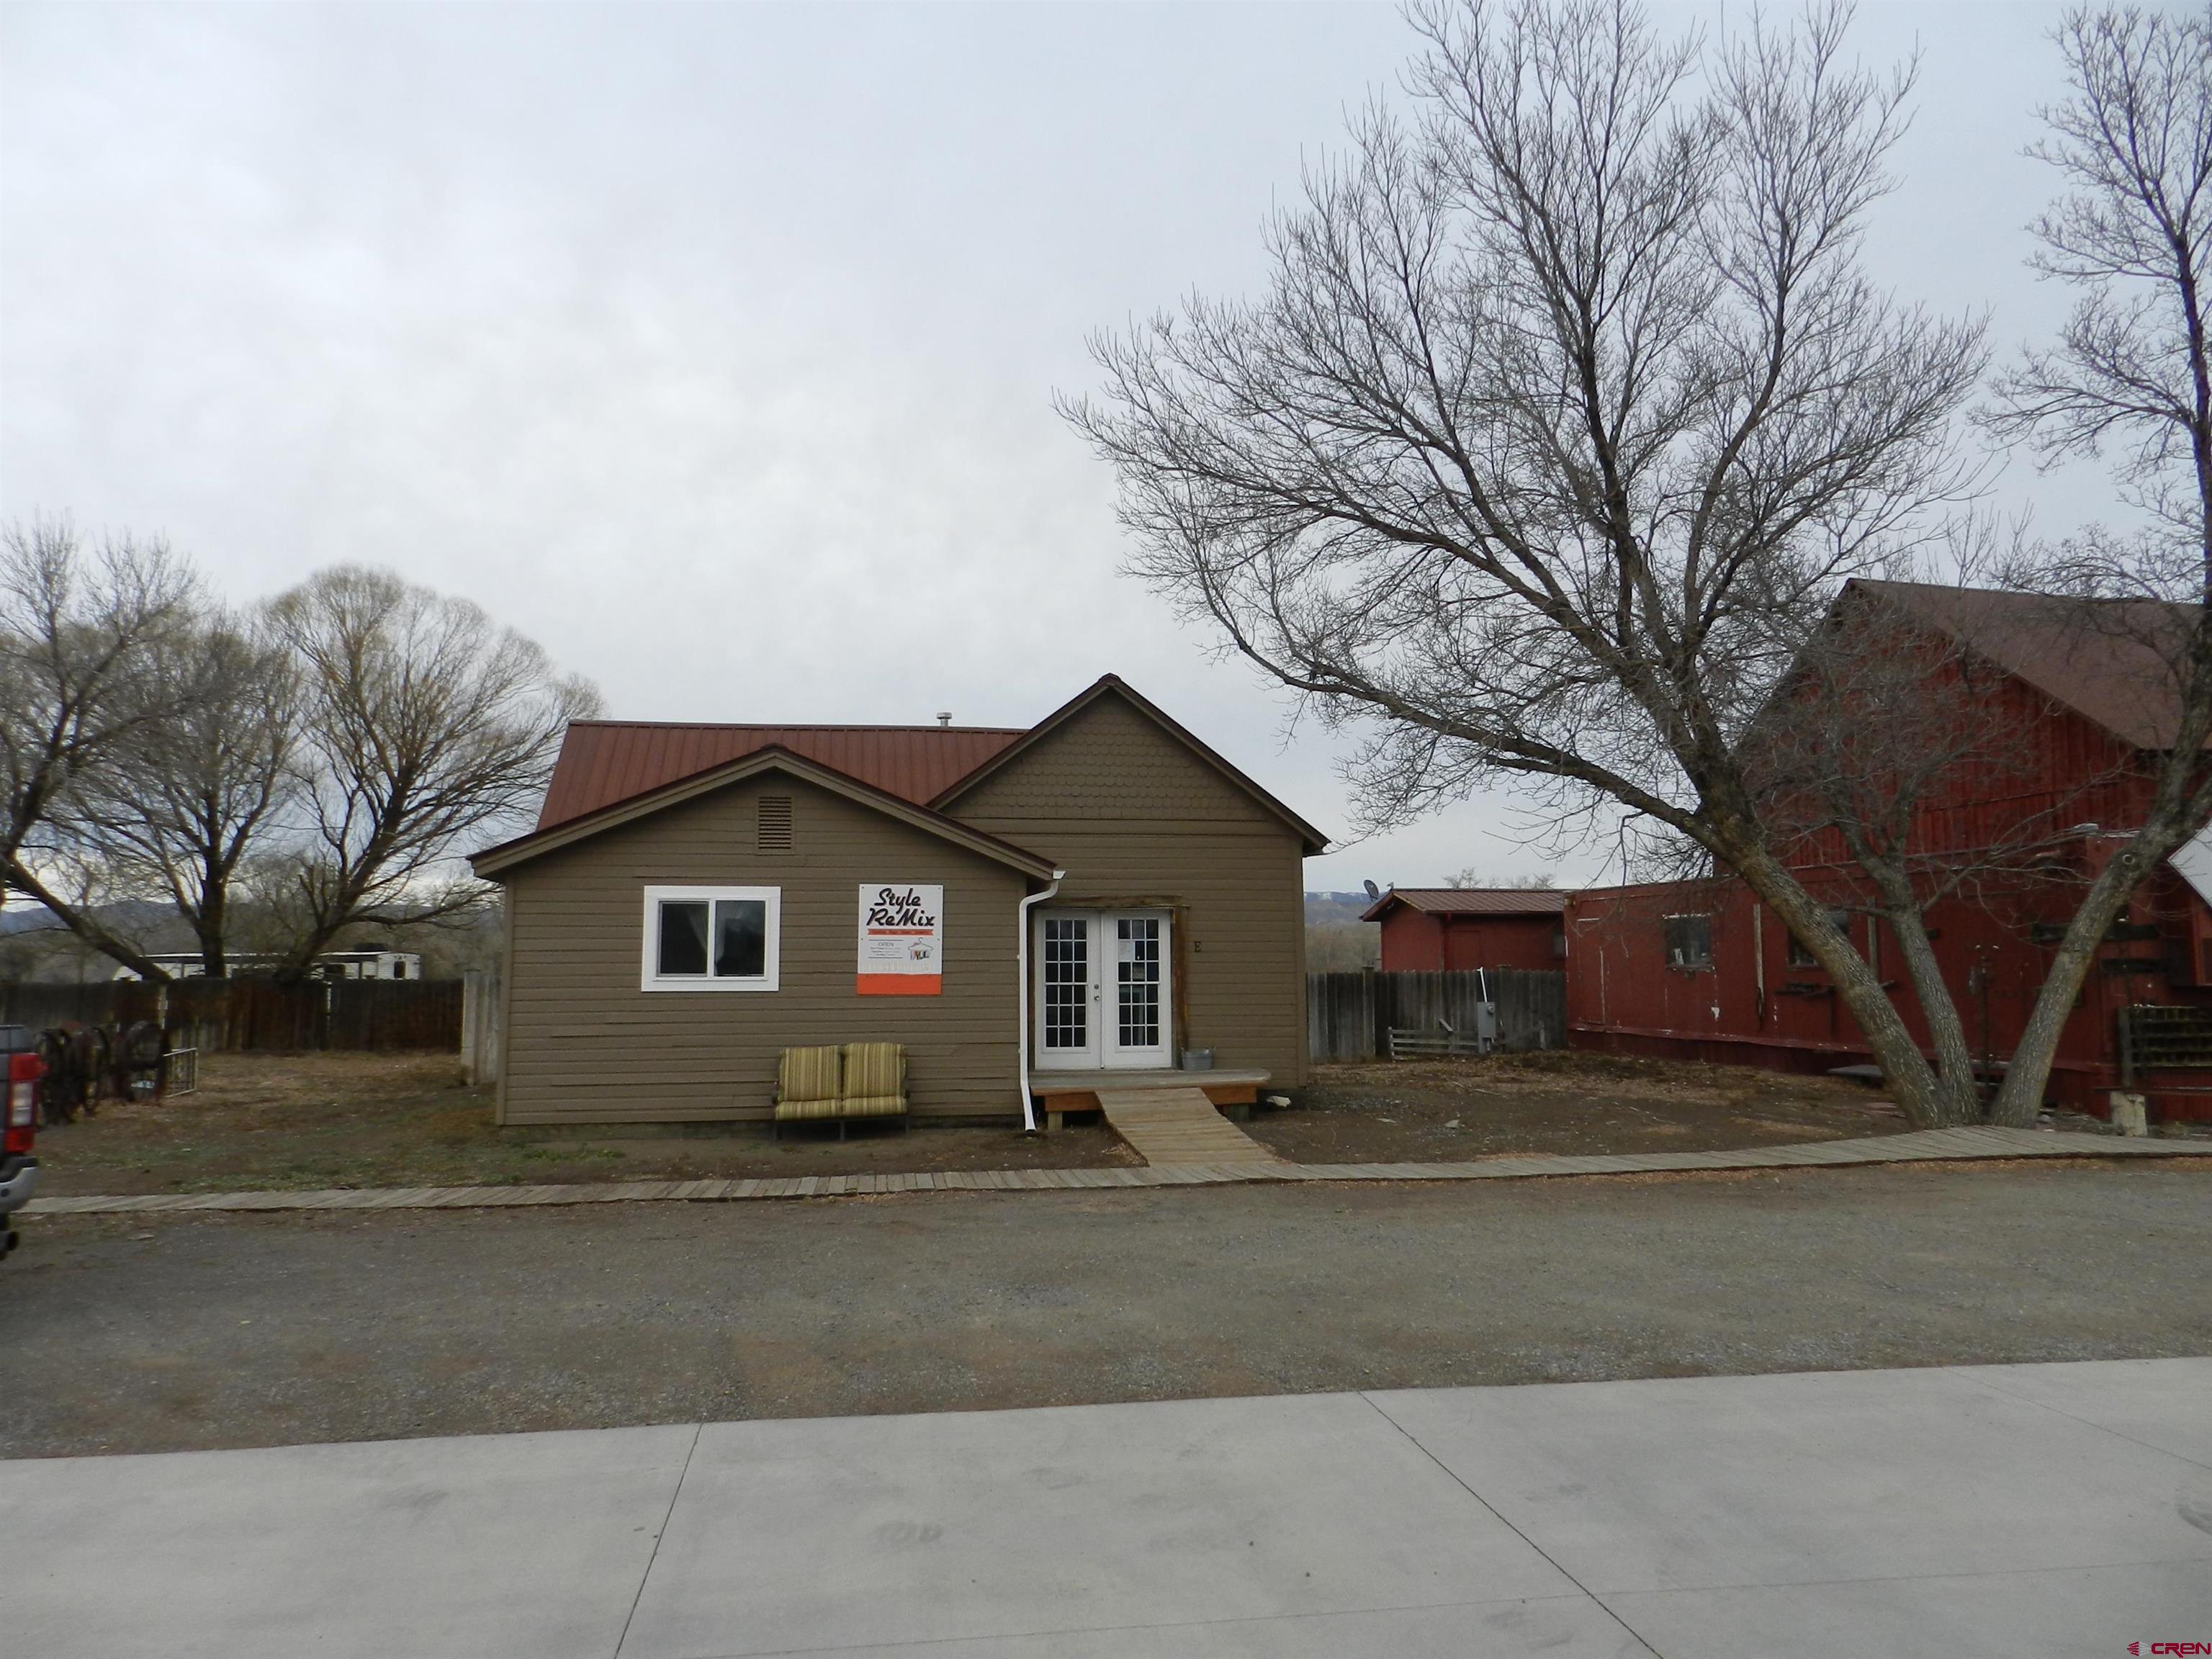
1563, 580, 2212, 1123
1362, 888, 1566, 973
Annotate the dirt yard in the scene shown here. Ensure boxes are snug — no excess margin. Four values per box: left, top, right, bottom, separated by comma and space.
32, 1052, 1136, 1197
30, 1048, 1916, 1196
1249, 1051, 1907, 1163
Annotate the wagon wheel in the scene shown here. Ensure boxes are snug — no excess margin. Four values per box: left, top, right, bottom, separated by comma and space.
99, 1022, 135, 1106
34, 1029, 73, 1125
74, 1025, 104, 1116
118, 1020, 163, 1098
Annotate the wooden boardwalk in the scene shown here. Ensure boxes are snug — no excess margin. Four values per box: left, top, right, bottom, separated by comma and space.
21, 1127, 2209, 1216
1094, 1085, 1284, 1167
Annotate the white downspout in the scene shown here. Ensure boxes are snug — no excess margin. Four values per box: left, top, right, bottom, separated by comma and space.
1016, 871, 1065, 1133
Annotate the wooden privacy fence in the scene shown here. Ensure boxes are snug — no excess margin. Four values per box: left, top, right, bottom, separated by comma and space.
1307, 969, 1567, 1063
10, 971, 1552, 1066
0, 978, 464, 1053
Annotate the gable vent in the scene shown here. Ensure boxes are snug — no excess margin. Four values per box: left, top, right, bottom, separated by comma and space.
757, 795, 793, 853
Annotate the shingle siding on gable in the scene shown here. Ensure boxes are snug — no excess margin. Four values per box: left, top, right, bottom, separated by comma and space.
950, 693, 1277, 823
500, 772, 1026, 1125
943, 692, 1310, 1084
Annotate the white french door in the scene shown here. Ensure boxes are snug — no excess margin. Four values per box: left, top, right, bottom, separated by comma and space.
1034, 909, 1172, 1070
1107, 912, 1172, 1068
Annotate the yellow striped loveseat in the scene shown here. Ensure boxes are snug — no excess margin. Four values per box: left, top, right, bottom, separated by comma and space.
773, 1043, 909, 1136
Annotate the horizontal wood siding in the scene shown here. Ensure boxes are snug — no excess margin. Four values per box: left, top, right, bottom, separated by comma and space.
500, 773, 1028, 1125
945, 693, 1311, 1084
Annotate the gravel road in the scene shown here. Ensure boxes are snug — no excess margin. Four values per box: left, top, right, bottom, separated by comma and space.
2, 1161, 2206, 1457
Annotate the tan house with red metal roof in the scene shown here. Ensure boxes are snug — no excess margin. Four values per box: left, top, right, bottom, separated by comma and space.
470, 676, 1326, 1127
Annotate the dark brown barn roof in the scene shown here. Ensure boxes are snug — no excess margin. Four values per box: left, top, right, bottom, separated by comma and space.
1854, 580, 2200, 752
1361, 887, 1567, 922
536, 722, 1025, 831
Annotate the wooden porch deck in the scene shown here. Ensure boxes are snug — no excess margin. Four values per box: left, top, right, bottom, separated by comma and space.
1026, 1066, 1270, 1105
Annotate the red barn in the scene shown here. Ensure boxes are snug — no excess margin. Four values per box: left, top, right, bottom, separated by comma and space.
1564, 581, 2212, 1122
1362, 888, 1566, 973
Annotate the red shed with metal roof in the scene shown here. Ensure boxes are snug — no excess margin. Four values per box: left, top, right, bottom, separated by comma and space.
1361, 888, 1566, 973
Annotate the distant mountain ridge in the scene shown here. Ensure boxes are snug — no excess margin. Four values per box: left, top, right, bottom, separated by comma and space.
0, 899, 184, 938
1305, 891, 1379, 926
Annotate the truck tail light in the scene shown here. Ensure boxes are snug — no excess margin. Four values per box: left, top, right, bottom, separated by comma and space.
6, 1051, 42, 1151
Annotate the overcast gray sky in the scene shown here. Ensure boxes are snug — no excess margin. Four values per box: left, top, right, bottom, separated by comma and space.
0, 1, 2137, 891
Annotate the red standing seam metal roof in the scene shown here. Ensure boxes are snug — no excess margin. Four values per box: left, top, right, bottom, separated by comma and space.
1360, 888, 1568, 921
535, 723, 1029, 831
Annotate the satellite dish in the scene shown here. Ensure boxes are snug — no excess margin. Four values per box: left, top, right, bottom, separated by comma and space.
1362, 879, 1381, 902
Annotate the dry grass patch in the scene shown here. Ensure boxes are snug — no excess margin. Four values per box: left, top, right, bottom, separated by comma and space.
1249, 1050, 1906, 1164
35, 1051, 1135, 1196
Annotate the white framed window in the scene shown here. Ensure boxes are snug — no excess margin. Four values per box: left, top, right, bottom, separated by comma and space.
641, 886, 781, 992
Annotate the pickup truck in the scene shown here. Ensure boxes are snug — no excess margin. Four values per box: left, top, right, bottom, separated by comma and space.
0, 1024, 42, 1258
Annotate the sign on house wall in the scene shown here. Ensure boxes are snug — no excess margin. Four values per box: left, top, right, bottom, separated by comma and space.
857, 884, 943, 995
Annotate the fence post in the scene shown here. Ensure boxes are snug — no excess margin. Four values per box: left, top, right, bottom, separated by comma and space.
462, 970, 480, 1076
462, 969, 502, 1084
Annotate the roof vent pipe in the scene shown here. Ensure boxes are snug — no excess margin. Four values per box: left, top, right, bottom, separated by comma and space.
937, 711, 952, 727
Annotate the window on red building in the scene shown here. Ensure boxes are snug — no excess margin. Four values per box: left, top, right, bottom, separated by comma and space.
1787, 909, 1851, 968
1663, 914, 1712, 970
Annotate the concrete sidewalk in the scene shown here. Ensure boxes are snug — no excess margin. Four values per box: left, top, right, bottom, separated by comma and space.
4, 1361, 2207, 1658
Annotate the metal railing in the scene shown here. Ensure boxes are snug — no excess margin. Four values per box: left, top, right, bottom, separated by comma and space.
161, 1048, 199, 1097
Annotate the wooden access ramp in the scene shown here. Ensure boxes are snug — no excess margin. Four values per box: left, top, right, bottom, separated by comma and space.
1093, 1086, 1283, 1168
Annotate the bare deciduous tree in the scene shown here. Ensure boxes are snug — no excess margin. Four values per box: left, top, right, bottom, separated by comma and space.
0, 517, 204, 980
1064, 0, 1993, 1123
262, 565, 601, 977
1442, 870, 1559, 890
1984, 2, 2212, 1124
60, 612, 300, 977
1737, 574, 2157, 1104
1306, 919, 1383, 971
